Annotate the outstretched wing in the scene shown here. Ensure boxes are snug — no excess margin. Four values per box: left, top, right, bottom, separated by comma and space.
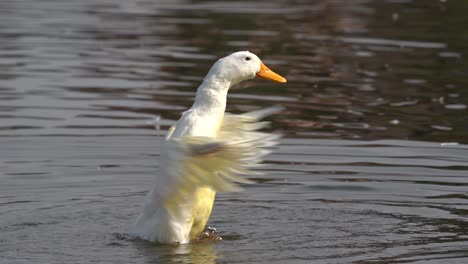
160, 106, 284, 202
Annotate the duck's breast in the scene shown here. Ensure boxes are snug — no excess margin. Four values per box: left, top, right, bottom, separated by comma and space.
171, 110, 223, 138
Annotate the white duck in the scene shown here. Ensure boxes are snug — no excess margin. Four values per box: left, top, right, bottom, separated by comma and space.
131, 51, 287, 244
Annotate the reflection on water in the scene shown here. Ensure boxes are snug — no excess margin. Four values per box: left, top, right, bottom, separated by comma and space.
1, 0, 468, 263
134, 239, 218, 264
1, 0, 467, 142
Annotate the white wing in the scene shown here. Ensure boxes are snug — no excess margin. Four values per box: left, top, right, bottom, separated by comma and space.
161, 105, 284, 202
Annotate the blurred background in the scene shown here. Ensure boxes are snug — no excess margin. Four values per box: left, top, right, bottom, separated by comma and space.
1, 0, 468, 263
1, 0, 467, 141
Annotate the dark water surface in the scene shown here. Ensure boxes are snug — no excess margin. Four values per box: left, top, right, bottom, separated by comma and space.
1, 0, 468, 263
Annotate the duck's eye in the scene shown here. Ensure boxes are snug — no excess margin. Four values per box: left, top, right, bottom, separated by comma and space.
245, 56, 251, 61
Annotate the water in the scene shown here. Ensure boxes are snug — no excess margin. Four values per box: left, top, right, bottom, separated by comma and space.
1, 0, 468, 263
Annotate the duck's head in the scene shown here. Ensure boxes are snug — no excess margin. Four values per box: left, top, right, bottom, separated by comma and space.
207, 51, 287, 86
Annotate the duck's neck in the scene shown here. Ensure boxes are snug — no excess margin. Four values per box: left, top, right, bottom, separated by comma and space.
191, 74, 231, 115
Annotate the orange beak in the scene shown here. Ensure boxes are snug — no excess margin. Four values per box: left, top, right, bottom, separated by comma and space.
256, 61, 287, 83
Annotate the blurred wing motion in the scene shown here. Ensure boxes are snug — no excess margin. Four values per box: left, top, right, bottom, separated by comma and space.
163, 105, 284, 201
132, 106, 283, 242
